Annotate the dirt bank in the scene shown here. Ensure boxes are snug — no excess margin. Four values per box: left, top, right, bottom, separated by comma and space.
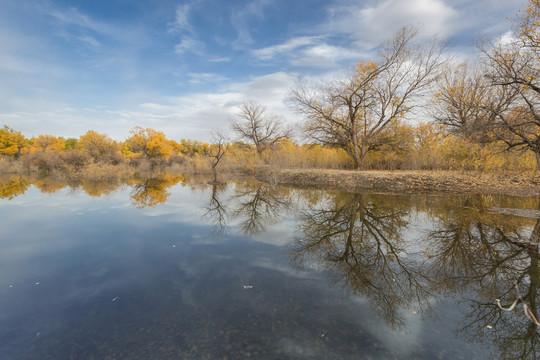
255, 168, 540, 197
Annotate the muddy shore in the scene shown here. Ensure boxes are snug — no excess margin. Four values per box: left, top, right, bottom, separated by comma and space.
254, 168, 540, 197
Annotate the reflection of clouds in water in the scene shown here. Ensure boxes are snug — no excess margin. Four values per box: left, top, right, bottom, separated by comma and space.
249, 217, 297, 246
251, 257, 321, 280
366, 308, 424, 357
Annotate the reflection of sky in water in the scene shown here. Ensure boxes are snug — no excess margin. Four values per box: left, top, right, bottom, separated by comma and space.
0, 180, 534, 359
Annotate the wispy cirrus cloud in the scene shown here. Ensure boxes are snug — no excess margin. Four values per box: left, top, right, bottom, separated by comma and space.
209, 56, 232, 63
174, 37, 205, 55
230, 0, 274, 45
187, 72, 229, 84
172, 3, 193, 31
253, 36, 324, 60
253, 36, 366, 67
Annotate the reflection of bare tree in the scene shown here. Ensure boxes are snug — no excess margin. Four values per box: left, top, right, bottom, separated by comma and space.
231, 180, 293, 236
427, 198, 540, 359
204, 183, 228, 236
292, 192, 431, 329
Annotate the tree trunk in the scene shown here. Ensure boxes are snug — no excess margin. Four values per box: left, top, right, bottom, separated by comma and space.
211, 163, 218, 183
535, 150, 540, 171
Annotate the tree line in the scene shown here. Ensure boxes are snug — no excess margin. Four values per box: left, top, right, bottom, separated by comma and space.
2, 0, 540, 174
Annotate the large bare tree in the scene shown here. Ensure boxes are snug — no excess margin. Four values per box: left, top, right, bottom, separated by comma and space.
290, 27, 445, 169
478, 0, 540, 169
431, 62, 517, 142
230, 101, 293, 155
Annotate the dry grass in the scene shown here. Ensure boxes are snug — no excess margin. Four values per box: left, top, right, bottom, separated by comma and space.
0, 157, 25, 174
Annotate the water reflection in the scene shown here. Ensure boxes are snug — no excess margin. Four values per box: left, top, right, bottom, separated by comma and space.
204, 183, 228, 235
2, 173, 540, 358
230, 179, 293, 236
129, 174, 186, 209
291, 192, 431, 329
0, 175, 30, 199
425, 197, 540, 359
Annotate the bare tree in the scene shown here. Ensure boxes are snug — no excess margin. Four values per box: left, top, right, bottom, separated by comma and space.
431, 61, 517, 141
230, 101, 293, 155
208, 129, 228, 183
479, 14, 540, 169
290, 27, 446, 169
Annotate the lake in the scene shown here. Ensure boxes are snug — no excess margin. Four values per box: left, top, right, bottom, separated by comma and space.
0, 173, 539, 359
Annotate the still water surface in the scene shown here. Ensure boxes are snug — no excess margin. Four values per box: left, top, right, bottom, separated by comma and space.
0, 173, 539, 359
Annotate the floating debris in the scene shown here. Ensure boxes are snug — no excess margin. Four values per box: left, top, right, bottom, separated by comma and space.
411, 311, 417, 315
486, 325, 493, 329
8, 285, 13, 288
496, 284, 540, 326
77, 213, 84, 216
172, 245, 176, 248
36, 332, 40, 337
35, 282, 40, 285
321, 333, 326, 338
496, 298, 518, 311
243, 285, 254, 289
112, 297, 120, 302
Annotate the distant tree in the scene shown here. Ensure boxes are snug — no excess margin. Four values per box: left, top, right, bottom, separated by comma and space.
230, 101, 293, 155
207, 129, 229, 183
0, 125, 28, 158
124, 127, 174, 161
290, 27, 445, 169
64, 138, 78, 151
30, 134, 66, 153
78, 130, 120, 163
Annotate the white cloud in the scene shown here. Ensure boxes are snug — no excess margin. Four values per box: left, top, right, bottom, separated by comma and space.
325, 0, 458, 48
293, 44, 366, 67
253, 36, 323, 59
0, 72, 298, 141
173, 4, 192, 31
495, 31, 519, 47
209, 56, 232, 63
188, 72, 229, 84
230, 0, 274, 45
174, 36, 205, 55
230, 72, 296, 112
253, 36, 367, 67
44, 5, 129, 43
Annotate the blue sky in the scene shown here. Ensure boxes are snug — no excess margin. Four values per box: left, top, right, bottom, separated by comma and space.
0, 0, 526, 141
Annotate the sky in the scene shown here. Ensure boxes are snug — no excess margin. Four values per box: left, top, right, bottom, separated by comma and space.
0, 0, 527, 142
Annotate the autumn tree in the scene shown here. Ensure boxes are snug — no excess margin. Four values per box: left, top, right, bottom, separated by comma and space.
230, 101, 293, 155
473, 0, 540, 169
78, 130, 120, 163
64, 138, 78, 150
290, 27, 445, 169
432, 63, 496, 137
29, 134, 66, 153
0, 126, 28, 157
124, 127, 174, 161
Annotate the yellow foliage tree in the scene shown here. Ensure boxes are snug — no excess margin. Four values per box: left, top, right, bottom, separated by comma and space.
28, 134, 66, 153
0, 126, 28, 157
78, 131, 120, 163
124, 127, 173, 161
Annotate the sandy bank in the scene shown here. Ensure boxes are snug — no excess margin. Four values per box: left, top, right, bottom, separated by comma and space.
255, 168, 540, 197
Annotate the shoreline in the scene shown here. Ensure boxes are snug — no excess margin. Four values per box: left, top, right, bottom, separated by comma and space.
254, 168, 540, 197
